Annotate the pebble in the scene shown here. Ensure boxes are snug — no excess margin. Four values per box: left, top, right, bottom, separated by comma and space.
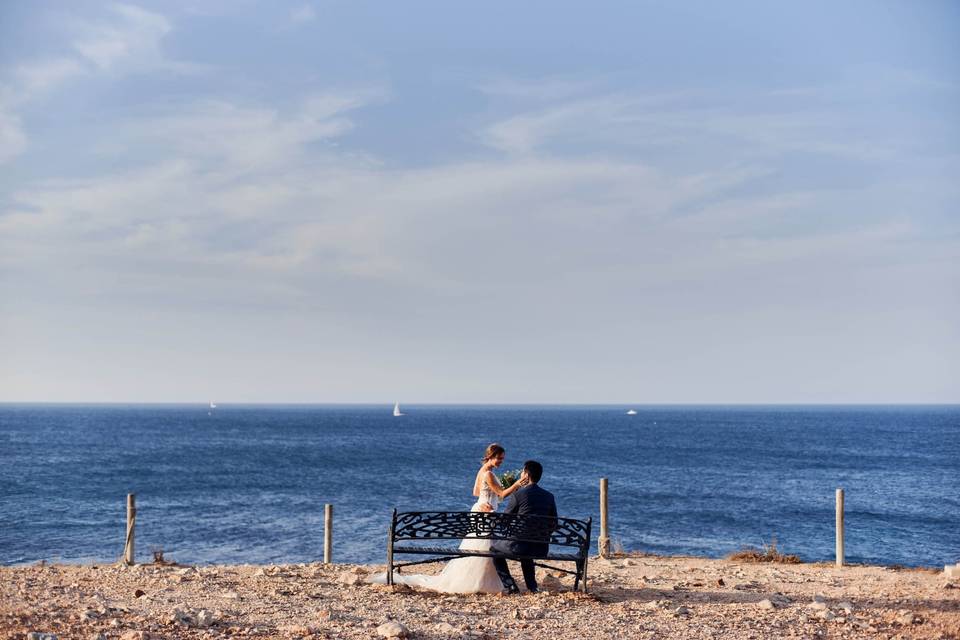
896, 610, 918, 625
376, 621, 410, 638
757, 599, 776, 610
339, 572, 363, 586
26, 634, 57, 640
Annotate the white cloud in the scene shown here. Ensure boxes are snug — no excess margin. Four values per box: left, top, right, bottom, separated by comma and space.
14, 58, 86, 96
1, 68, 957, 401
71, 4, 172, 71
480, 91, 903, 162
290, 4, 317, 24
0, 4, 200, 164
0, 103, 27, 162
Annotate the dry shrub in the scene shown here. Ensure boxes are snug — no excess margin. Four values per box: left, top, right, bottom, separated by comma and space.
727, 537, 801, 564
152, 547, 172, 565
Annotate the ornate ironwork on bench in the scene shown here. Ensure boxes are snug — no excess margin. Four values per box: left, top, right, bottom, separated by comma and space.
385, 510, 593, 592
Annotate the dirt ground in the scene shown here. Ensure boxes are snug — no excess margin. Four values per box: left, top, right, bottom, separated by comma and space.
2, 554, 958, 639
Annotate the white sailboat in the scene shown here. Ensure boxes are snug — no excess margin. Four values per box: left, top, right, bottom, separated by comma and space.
209, 401, 218, 409
393, 402, 404, 417
626, 409, 637, 415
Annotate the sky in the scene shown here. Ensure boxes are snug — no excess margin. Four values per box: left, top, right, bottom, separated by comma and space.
0, 1, 958, 404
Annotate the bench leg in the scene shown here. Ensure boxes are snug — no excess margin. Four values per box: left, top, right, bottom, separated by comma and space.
386, 524, 395, 586
580, 557, 589, 593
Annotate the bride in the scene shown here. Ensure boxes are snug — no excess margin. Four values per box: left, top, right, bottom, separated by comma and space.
371, 443, 526, 593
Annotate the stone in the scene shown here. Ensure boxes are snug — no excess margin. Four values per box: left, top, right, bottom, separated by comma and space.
134, 589, 146, 598
838, 601, 854, 613
757, 599, 776, 610
807, 601, 828, 611
818, 610, 836, 621
896, 610, 919, 625
26, 634, 57, 640
339, 572, 362, 586
119, 632, 149, 640
88, 635, 107, 640
195, 609, 218, 628
376, 621, 409, 638
944, 563, 960, 579
282, 624, 312, 636
733, 581, 760, 591
540, 575, 563, 591
436, 622, 458, 634
673, 606, 690, 617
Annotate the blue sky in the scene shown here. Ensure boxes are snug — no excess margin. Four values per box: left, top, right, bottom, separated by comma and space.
1, 1, 957, 403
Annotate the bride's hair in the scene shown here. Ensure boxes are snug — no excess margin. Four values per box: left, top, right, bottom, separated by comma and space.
482, 443, 505, 464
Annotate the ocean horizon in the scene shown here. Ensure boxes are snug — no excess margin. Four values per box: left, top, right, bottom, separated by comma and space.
1, 403, 957, 568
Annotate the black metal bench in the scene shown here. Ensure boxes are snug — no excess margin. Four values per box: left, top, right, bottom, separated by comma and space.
386, 509, 593, 592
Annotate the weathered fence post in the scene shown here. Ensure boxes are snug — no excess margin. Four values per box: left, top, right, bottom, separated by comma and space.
124, 494, 136, 565
835, 488, 844, 568
599, 478, 610, 558
324, 504, 333, 564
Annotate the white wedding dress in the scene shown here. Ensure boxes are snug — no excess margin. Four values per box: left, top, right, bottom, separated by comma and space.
369, 472, 505, 594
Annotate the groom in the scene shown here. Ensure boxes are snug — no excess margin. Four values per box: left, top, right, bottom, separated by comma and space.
491, 460, 557, 594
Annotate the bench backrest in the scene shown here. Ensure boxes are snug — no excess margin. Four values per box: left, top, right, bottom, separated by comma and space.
391, 510, 592, 555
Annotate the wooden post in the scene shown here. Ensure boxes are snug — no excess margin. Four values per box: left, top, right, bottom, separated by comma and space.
835, 488, 844, 568
599, 478, 610, 558
124, 494, 136, 565
323, 504, 333, 564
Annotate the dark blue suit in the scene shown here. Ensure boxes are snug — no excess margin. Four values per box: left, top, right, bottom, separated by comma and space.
490, 483, 558, 592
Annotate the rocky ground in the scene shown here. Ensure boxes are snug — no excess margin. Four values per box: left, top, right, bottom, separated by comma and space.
2, 555, 958, 639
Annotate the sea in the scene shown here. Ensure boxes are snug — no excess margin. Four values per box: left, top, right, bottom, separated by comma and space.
1, 404, 957, 568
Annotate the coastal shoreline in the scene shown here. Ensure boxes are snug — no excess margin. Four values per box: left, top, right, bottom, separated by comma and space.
3, 554, 958, 639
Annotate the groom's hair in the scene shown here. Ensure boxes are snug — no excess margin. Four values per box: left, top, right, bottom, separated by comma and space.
524, 460, 543, 483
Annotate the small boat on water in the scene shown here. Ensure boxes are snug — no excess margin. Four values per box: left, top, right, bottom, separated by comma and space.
210, 401, 218, 409
626, 409, 637, 415
393, 402, 404, 417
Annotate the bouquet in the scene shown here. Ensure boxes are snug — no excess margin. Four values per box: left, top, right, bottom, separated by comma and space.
498, 469, 522, 489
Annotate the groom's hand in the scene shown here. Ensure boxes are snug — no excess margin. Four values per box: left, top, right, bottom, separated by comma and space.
479, 503, 494, 512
